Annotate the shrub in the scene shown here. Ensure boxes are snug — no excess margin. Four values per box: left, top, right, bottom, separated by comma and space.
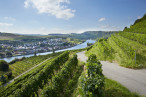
0, 60, 9, 71
6, 72, 12, 79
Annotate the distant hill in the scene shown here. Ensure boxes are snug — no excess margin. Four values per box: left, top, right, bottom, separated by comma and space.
14, 33, 44, 36
0, 32, 47, 40
0, 31, 116, 41
86, 14, 146, 69
48, 31, 116, 40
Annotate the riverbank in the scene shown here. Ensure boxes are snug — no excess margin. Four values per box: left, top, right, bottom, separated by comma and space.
0, 40, 95, 63
0, 44, 78, 59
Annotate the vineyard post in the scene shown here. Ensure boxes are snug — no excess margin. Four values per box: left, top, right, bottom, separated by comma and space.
135, 50, 136, 64
104, 48, 105, 59
103, 48, 105, 56
111, 47, 112, 55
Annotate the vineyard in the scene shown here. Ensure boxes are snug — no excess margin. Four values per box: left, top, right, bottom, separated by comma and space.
0, 50, 109, 97
10, 53, 62, 77
0, 52, 62, 86
86, 14, 146, 68
0, 51, 69, 96
118, 32, 146, 45
0, 48, 142, 96
0, 51, 88, 97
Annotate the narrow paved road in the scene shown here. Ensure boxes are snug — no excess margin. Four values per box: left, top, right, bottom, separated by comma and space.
3, 58, 51, 87
77, 51, 146, 95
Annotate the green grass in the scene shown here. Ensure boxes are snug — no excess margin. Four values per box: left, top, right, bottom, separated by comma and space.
104, 78, 140, 97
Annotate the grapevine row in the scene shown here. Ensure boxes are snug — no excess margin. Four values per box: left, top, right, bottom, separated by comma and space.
0, 51, 69, 97
9, 52, 62, 77
118, 32, 146, 45
111, 35, 135, 58
41, 54, 78, 97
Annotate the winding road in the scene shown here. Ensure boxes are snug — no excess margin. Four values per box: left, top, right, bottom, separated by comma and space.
77, 51, 146, 96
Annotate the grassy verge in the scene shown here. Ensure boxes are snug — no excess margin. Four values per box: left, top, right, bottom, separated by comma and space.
104, 78, 140, 97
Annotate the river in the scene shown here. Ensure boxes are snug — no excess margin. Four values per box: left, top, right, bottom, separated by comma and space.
0, 40, 95, 62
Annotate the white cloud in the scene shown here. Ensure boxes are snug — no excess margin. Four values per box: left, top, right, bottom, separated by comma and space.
4, 17, 16, 21
98, 17, 106, 22
24, 0, 75, 20
137, 16, 141, 19
0, 23, 13, 27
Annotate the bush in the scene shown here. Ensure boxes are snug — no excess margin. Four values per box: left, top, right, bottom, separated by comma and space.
0, 60, 9, 71
81, 54, 104, 97
98, 38, 107, 42
6, 72, 12, 79
0, 75, 6, 83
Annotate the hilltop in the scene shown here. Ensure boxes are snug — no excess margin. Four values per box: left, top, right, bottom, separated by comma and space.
86, 14, 146, 68
124, 14, 146, 33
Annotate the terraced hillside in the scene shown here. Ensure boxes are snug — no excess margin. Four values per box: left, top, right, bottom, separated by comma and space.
0, 51, 82, 97
0, 50, 141, 97
86, 14, 146, 68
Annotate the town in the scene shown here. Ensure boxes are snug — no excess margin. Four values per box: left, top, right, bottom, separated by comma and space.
0, 38, 78, 58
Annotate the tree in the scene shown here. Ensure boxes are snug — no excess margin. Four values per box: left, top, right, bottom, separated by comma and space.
0, 46, 2, 50
6, 72, 12, 79
0, 60, 9, 71
124, 27, 128, 30
6, 52, 12, 57
0, 53, 5, 58
52, 47, 55, 54
34, 51, 37, 56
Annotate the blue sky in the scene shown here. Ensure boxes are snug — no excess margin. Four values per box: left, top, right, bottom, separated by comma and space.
0, 0, 146, 35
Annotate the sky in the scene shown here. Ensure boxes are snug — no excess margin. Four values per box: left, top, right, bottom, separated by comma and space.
0, 0, 146, 35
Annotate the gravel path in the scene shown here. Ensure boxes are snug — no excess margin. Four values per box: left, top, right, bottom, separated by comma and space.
77, 51, 146, 95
